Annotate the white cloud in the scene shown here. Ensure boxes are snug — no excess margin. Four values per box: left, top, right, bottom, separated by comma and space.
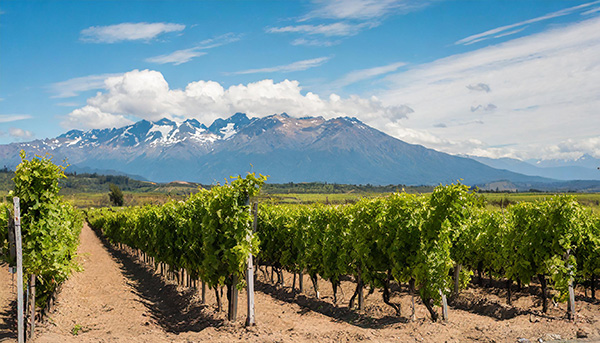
8, 128, 33, 140
0, 114, 32, 123
378, 16, 600, 160
493, 27, 527, 39
466, 83, 491, 92
331, 61, 406, 88
49, 73, 122, 98
291, 38, 340, 47
267, 22, 377, 37
146, 48, 207, 65
230, 57, 331, 75
145, 33, 241, 65
80, 22, 185, 43
269, 1, 432, 45
582, 7, 600, 15
302, 0, 430, 21
62, 69, 408, 130
455, 0, 600, 45
61, 105, 133, 130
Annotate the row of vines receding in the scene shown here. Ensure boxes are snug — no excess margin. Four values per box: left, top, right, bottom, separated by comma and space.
87, 180, 600, 322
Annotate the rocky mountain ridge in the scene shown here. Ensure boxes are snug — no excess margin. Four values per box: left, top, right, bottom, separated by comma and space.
0, 113, 553, 185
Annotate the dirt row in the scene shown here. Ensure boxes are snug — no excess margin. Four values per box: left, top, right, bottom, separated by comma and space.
1, 224, 599, 342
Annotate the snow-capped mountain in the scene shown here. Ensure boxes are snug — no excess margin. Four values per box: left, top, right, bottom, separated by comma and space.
0, 113, 552, 185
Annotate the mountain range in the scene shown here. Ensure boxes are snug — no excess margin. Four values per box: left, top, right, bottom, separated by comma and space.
0, 113, 598, 189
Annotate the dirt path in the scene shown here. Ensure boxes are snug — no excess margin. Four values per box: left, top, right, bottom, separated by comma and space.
0, 263, 17, 342
33, 225, 395, 342
20, 224, 600, 342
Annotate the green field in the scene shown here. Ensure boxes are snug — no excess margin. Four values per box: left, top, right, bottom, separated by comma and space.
2, 167, 600, 210
481, 192, 600, 211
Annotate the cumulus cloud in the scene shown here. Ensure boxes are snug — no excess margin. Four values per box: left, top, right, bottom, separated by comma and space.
62, 106, 134, 130
62, 69, 410, 130
48, 73, 122, 98
8, 128, 33, 140
0, 114, 32, 123
80, 22, 185, 43
230, 57, 331, 75
380, 16, 600, 160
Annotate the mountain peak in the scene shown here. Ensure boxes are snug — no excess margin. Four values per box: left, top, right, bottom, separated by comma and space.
0, 113, 557, 187
208, 113, 252, 137
153, 118, 176, 126
230, 112, 249, 121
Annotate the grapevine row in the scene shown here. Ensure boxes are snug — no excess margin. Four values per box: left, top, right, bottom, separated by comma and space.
258, 187, 600, 320
86, 173, 266, 320
0, 151, 83, 316
86, 181, 600, 322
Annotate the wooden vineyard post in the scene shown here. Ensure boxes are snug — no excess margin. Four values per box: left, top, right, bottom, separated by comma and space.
228, 275, 238, 321
29, 274, 36, 340
14, 197, 25, 343
453, 264, 461, 298
246, 201, 258, 326
409, 279, 416, 321
201, 281, 206, 304
566, 249, 576, 321
439, 289, 448, 321
568, 280, 576, 321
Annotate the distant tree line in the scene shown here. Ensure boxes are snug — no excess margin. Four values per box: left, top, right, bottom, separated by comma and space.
262, 182, 434, 194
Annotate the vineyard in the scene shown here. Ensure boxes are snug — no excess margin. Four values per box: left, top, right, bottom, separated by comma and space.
2, 155, 600, 341
0, 152, 82, 341
85, 177, 600, 326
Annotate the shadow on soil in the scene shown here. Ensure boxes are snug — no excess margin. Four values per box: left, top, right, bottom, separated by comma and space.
254, 274, 407, 329
0, 300, 17, 340
93, 228, 224, 333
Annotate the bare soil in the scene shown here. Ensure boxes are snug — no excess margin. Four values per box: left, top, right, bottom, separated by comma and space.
1, 224, 599, 342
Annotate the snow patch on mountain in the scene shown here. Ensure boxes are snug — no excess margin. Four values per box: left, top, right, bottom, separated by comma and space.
221, 123, 236, 140
148, 123, 173, 139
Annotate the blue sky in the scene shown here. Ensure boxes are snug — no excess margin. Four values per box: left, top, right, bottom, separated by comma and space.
1, 0, 600, 161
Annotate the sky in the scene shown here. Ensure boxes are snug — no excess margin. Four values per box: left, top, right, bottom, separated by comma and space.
1, 0, 600, 161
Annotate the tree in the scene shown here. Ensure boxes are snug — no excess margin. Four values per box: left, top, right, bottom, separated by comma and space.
108, 183, 124, 206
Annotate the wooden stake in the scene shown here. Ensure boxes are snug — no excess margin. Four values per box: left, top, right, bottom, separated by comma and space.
228, 275, 238, 321
453, 264, 461, 297
568, 279, 576, 321
29, 274, 36, 340
439, 289, 448, 321
201, 281, 206, 304
567, 252, 576, 321
14, 197, 24, 343
409, 278, 416, 321
246, 201, 258, 326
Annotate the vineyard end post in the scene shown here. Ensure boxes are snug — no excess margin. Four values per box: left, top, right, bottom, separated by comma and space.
14, 197, 25, 343
246, 201, 258, 326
